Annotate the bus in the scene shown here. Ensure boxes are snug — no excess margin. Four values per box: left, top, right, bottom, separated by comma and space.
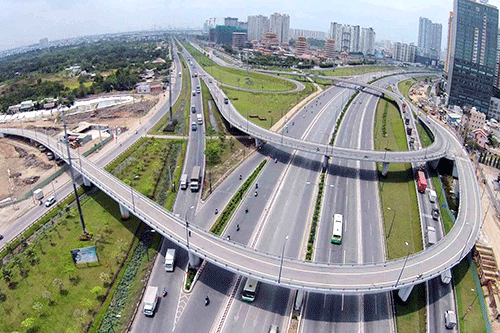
331, 214, 343, 244
241, 278, 258, 302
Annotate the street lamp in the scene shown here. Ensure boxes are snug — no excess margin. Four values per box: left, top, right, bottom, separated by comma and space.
185, 205, 195, 250
387, 207, 396, 238
278, 236, 289, 284
395, 241, 410, 288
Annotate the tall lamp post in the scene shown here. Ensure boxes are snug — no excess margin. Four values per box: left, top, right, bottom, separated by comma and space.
387, 207, 396, 238
278, 236, 289, 284
185, 205, 195, 250
395, 242, 410, 288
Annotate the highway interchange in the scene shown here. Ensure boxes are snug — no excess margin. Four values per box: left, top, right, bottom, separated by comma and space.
0, 40, 480, 332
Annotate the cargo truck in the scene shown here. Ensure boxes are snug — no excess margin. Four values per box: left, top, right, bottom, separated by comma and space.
180, 174, 188, 190
142, 286, 158, 316
441, 269, 452, 284
33, 189, 44, 200
427, 226, 437, 245
190, 166, 201, 192
417, 170, 427, 193
164, 249, 176, 272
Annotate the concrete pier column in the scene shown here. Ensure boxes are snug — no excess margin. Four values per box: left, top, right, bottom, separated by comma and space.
428, 159, 440, 170
295, 290, 305, 310
382, 162, 390, 177
188, 252, 201, 268
322, 156, 329, 173
82, 176, 91, 187
119, 203, 130, 220
454, 180, 460, 199
255, 138, 263, 148
397, 285, 414, 302
452, 162, 458, 179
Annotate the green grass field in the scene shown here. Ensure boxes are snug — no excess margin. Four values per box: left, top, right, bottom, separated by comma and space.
374, 96, 425, 333
0, 191, 141, 333
311, 65, 393, 77
184, 43, 295, 91
222, 82, 317, 130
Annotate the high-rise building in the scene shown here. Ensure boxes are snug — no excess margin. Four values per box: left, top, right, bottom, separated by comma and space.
247, 15, 270, 41
232, 32, 247, 49
325, 39, 336, 59
418, 17, 443, 60
289, 29, 326, 40
225, 17, 239, 27
329, 22, 375, 55
270, 13, 290, 43
445, 11, 454, 75
295, 36, 308, 56
394, 42, 417, 62
446, 0, 499, 114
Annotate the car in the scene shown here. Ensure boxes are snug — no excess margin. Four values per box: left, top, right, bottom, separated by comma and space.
432, 208, 440, 220
45, 196, 56, 207
192, 90, 196, 96
0, 234, 3, 240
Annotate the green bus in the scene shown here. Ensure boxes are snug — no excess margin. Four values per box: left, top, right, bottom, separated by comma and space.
241, 278, 258, 302
331, 214, 343, 244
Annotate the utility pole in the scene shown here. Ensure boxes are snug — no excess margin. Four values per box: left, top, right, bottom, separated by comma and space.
62, 110, 87, 235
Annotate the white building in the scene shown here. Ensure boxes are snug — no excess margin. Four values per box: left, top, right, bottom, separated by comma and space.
270, 13, 290, 44
394, 42, 417, 62
418, 17, 442, 60
247, 15, 270, 41
329, 22, 375, 55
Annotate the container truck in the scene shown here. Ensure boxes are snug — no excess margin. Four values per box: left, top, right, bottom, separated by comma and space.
417, 170, 427, 193
190, 166, 201, 192
142, 286, 158, 316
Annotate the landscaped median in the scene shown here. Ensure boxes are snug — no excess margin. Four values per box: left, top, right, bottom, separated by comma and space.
373, 94, 425, 332
210, 159, 267, 236
305, 173, 326, 261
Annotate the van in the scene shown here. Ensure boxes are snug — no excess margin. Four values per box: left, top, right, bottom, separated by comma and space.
180, 174, 188, 190
444, 310, 457, 329
191, 122, 197, 131
164, 249, 176, 272
268, 325, 279, 333
178, 72, 181, 77
428, 190, 437, 203
197, 114, 203, 125
224, 97, 229, 104
191, 105, 196, 113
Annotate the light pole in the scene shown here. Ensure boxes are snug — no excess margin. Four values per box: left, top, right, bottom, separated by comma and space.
395, 241, 410, 288
387, 207, 396, 238
185, 205, 194, 250
278, 236, 289, 284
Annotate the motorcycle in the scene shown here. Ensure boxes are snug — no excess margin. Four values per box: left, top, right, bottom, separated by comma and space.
162, 288, 167, 297
205, 296, 210, 306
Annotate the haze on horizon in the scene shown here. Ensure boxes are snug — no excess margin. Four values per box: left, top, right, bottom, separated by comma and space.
0, 0, 495, 52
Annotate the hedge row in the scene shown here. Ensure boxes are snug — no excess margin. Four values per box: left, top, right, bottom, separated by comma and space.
305, 173, 326, 261
210, 159, 267, 236
329, 91, 360, 145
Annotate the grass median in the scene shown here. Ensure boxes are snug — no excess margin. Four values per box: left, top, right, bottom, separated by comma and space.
222, 82, 317, 130
184, 43, 295, 91
310, 65, 393, 77
374, 95, 425, 333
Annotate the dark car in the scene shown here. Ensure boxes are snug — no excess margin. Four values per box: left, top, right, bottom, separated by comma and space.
432, 208, 440, 220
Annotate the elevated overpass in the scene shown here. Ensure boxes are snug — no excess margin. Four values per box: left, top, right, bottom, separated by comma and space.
0, 118, 480, 294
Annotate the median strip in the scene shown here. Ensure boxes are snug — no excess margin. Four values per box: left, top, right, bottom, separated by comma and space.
210, 159, 267, 236
330, 90, 359, 144
305, 173, 326, 261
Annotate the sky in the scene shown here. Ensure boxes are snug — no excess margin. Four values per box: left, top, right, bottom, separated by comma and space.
1, 0, 500, 52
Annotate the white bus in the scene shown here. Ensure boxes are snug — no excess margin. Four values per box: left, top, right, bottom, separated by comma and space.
331, 214, 343, 244
241, 278, 258, 302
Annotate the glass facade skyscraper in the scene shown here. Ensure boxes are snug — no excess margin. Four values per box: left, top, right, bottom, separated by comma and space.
447, 0, 499, 114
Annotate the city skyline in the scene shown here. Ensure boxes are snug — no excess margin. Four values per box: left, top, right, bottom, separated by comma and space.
1, 0, 496, 52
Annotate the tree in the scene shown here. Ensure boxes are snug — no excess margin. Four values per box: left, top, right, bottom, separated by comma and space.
205, 141, 222, 166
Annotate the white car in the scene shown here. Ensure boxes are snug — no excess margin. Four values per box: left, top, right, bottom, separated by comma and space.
45, 196, 56, 207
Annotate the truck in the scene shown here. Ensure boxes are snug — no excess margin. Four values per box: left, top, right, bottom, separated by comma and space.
164, 248, 176, 272
190, 166, 201, 192
417, 170, 427, 193
427, 226, 437, 245
197, 114, 203, 125
33, 189, 44, 200
142, 286, 158, 316
180, 174, 188, 190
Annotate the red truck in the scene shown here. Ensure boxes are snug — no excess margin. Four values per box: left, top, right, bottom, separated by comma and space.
417, 170, 427, 193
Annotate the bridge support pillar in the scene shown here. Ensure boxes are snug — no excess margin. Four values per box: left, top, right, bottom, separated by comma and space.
188, 252, 201, 268
255, 138, 263, 148
382, 162, 390, 177
82, 176, 91, 187
294, 290, 305, 310
428, 159, 440, 170
322, 156, 329, 173
452, 162, 458, 179
397, 285, 414, 302
119, 204, 130, 220
454, 181, 460, 199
